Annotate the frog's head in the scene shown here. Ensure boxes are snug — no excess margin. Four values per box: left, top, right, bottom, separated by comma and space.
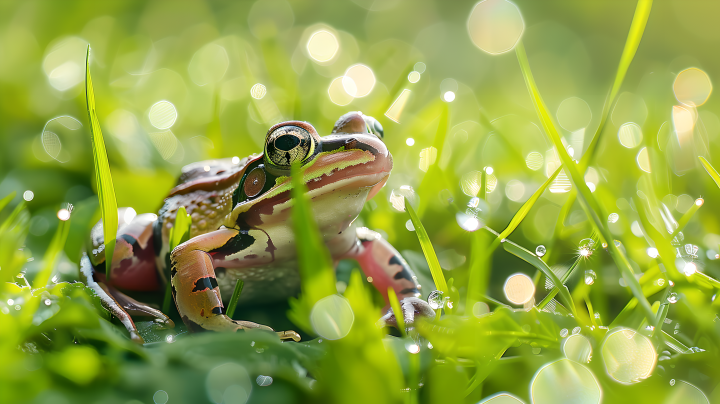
231, 112, 391, 229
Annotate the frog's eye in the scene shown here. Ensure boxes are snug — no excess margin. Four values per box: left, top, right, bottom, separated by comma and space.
264, 125, 316, 169
363, 116, 384, 139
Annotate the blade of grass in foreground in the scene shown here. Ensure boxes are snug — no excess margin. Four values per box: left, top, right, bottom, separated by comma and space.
287, 163, 337, 332
163, 206, 191, 314
387, 288, 406, 337
85, 46, 118, 278
699, 156, 720, 189
405, 200, 448, 297
226, 280, 245, 319
515, 40, 655, 321
0, 191, 15, 214
580, 0, 654, 168
503, 241, 576, 317
497, 166, 561, 241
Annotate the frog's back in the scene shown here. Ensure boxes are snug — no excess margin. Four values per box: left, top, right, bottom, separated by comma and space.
154, 157, 254, 269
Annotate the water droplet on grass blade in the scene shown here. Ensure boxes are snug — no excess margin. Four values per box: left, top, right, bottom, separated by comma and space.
584, 270, 596, 285
668, 293, 679, 304
427, 290, 445, 310
536, 245, 546, 257
256, 375, 273, 386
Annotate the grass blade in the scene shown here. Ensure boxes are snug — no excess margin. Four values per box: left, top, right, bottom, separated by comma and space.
580, 0, 653, 168
0, 191, 15, 214
287, 163, 337, 332
503, 241, 576, 317
497, 166, 561, 241
226, 280, 245, 318
405, 200, 448, 296
387, 287, 406, 337
85, 46, 118, 278
515, 40, 656, 321
163, 206, 191, 313
699, 156, 720, 189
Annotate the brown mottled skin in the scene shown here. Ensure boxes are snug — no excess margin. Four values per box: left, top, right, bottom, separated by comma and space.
80, 112, 434, 344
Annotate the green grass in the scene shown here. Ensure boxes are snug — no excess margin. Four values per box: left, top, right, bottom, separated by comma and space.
2, 1, 720, 403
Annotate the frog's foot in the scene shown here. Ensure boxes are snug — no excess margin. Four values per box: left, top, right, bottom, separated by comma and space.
378, 297, 436, 331
277, 330, 302, 342
189, 314, 273, 333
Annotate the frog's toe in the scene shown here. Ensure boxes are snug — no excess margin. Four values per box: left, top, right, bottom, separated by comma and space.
130, 330, 145, 344
232, 319, 274, 332
277, 330, 302, 342
379, 297, 436, 331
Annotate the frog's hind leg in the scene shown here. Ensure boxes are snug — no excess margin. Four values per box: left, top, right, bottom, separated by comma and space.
104, 286, 174, 329
171, 228, 300, 341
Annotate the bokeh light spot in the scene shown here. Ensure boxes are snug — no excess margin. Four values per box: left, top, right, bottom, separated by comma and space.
674, 68, 712, 107
149, 101, 178, 130
601, 328, 656, 384
310, 294, 354, 340
385, 89, 411, 123
343, 64, 375, 97
525, 151, 544, 171
611, 92, 648, 126
504, 273, 534, 305
618, 122, 643, 148
467, 0, 524, 55
251, 83, 267, 100
307, 30, 339, 63
328, 77, 354, 106
23, 190, 34, 201
443, 91, 456, 102
188, 43, 229, 86
563, 334, 592, 363
206, 363, 251, 404
664, 380, 709, 404
505, 180, 525, 201
408, 71, 421, 83
636, 147, 651, 173
557, 97, 592, 132
477, 392, 525, 403
531, 359, 601, 404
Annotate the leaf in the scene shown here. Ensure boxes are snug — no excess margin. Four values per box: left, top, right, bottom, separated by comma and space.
497, 165, 562, 241
515, 40, 656, 322
699, 156, 720, 189
85, 46, 118, 278
580, 0, 654, 168
387, 287, 405, 337
405, 200, 448, 296
503, 241, 577, 317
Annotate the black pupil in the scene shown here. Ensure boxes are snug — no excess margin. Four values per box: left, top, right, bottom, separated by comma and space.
275, 134, 300, 151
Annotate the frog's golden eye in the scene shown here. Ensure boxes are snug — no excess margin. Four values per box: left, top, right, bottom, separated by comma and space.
264, 125, 315, 169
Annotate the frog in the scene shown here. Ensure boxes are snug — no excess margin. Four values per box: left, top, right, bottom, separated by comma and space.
79, 111, 435, 343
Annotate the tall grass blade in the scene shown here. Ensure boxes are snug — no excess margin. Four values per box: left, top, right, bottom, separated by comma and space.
405, 200, 448, 296
497, 166, 561, 241
287, 163, 337, 332
699, 156, 720, 189
85, 46, 118, 278
503, 241, 576, 317
515, 40, 656, 321
387, 287, 406, 337
580, 0, 654, 168
0, 191, 15, 214
226, 280, 244, 319
163, 206, 191, 313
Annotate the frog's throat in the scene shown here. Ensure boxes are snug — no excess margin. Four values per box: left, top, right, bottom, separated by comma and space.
226, 148, 377, 222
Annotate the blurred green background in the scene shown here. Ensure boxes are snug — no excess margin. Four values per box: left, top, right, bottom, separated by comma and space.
1, 0, 720, 403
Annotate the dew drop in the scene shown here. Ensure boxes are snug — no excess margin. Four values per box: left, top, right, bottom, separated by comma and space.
667, 292, 679, 304
584, 270, 597, 285
572, 327, 581, 335
560, 328, 569, 338
536, 245, 546, 257
256, 375, 273, 386
427, 290, 445, 310
657, 278, 665, 287
608, 213, 619, 223
670, 379, 675, 386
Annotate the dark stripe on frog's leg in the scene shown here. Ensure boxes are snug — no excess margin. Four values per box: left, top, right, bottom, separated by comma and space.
191, 276, 219, 292
170, 228, 274, 333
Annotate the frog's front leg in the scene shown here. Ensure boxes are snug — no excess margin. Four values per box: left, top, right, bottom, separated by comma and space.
170, 227, 298, 341
342, 227, 435, 329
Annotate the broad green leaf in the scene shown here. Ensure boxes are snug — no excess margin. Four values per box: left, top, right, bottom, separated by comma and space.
580, 0, 654, 168
497, 165, 561, 241
503, 241, 576, 317
699, 156, 720, 189
85, 46, 118, 278
515, 40, 656, 321
405, 200, 448, 296
287, 163, 337, 332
